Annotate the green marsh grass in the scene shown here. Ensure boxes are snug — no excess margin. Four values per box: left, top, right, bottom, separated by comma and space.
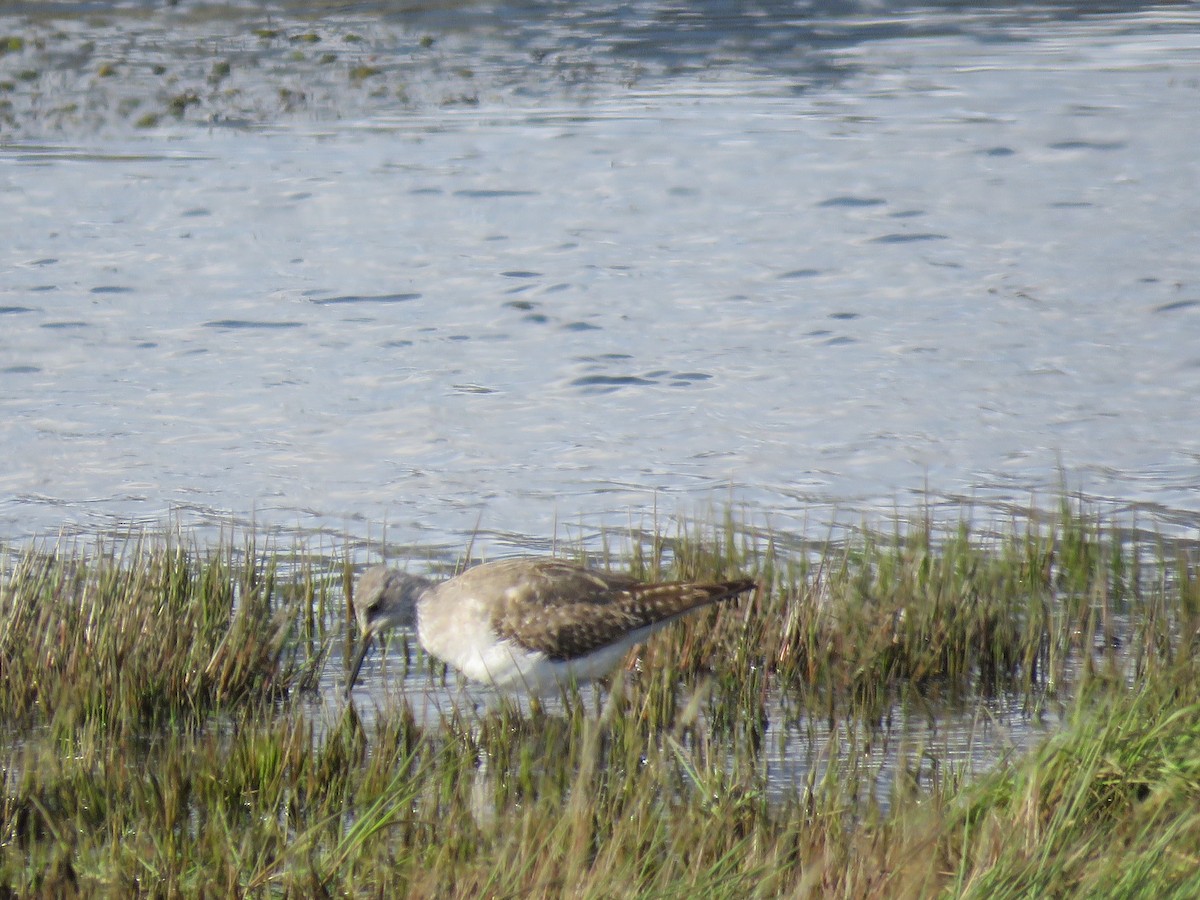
1, 502, 1198, 896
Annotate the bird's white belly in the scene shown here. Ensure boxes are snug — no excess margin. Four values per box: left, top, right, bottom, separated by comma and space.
472, 641, 635, 695
418, 599, 640, 696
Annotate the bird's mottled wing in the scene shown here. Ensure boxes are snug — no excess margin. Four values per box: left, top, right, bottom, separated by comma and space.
484, 559, 754, 661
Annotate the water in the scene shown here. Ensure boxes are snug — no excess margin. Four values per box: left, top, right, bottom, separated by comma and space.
333, 635, 1062, 806
2, 1, 1198, 554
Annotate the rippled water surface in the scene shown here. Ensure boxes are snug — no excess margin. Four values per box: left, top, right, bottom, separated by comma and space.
2, 1, 1199, 555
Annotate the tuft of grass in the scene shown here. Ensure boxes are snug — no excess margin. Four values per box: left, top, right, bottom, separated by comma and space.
349, 64, 382, 82
209, 60, 231, 82
166, 91, 200, 117
0, 540, 309, 734
935, 657, 1200, 898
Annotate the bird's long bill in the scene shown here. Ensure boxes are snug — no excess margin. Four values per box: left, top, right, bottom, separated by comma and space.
345, 632, 374, 697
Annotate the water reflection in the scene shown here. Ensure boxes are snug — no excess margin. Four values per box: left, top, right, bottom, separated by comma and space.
334, 634, 1059, 806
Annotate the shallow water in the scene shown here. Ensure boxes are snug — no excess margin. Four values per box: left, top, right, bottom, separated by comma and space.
331, 633, 1061, 805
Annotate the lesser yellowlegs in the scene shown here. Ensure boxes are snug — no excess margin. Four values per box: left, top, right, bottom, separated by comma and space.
346, 558, 755, 696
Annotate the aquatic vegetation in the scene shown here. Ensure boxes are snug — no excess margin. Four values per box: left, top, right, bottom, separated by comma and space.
0, 502, 1197, 896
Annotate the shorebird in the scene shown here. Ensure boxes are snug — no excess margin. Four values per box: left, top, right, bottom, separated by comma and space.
346, 558, 755, 696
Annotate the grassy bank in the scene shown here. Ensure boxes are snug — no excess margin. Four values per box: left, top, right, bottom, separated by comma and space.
1, 504, 1198, 896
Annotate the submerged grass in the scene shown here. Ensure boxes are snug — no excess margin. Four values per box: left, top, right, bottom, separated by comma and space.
1, 501, 1198, 896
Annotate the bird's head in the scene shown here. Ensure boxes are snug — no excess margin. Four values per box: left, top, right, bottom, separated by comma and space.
345, 566, 431, 695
